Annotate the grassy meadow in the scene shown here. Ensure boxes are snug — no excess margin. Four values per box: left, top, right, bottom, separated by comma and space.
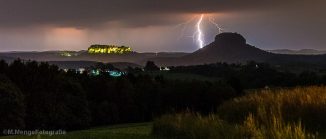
153, 86, 326, 139
1, 86, 325, 139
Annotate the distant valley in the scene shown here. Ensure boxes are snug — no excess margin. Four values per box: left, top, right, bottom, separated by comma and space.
1, 33, 326, 71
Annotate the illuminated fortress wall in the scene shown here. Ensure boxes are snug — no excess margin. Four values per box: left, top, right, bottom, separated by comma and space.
88, 45, 132, 54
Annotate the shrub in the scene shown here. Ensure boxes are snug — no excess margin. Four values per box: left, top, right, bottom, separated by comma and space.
239, 108, 314, 139
153, 86, 325, 139
152, 113, 240, 139
152, 112, 316, 139
217, 86, 326, 132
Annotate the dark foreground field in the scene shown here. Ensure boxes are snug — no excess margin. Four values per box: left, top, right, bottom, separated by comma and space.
2, 86, 325, 139
153, 86, 326, 139
0, 123, 153, 139
1, 60, 326, 139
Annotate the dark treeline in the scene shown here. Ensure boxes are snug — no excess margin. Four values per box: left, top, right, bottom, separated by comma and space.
169, 61, 326, 89
1, 59, 325, 132
0, 59, 237, 132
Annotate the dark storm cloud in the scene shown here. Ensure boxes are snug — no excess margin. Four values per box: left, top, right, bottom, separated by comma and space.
0, 0, 326, 51
0, 0, 296, 28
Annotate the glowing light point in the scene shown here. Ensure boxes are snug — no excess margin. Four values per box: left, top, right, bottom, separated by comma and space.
196, 14, 204, 48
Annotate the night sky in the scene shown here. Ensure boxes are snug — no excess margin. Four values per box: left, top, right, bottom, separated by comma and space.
0, 0, 325, 52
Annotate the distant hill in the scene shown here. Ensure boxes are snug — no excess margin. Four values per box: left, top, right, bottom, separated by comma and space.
0, 55, 15, 63
268, 49, 326, 55
1, 33, 326, 69
47, 61, 97, 69
152, 33, 274, 66
183, 33, 274, 64
151, 33, 326, 67
47, 61, 141, 70
0, 51, 188, 66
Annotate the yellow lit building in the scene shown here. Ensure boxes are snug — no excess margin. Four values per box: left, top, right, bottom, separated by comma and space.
88, 45, 132, 54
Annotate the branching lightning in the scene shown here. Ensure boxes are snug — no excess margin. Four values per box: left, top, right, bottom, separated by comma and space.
175, 14, 224, 49
196, 14, 204, 48
209, 17, 223, 34
174, 16, 197, 40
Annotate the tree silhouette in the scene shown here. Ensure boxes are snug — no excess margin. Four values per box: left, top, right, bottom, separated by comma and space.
0, 75, 25, 132
144, 61, 160, 71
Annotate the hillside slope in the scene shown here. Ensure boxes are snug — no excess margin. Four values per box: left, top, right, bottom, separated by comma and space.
152, 33, 326, 67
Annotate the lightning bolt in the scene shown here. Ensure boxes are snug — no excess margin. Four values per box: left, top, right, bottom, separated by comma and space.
175, 14, 224, 49
196, 14, 204, 48
209, 17, 223, 34
174, 16, 197, 40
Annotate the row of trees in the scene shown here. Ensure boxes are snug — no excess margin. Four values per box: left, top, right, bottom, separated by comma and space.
0, 60, 90, 130
2, 59, 325, 132
0, 60, 237, 132
169, 61, 326, 89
